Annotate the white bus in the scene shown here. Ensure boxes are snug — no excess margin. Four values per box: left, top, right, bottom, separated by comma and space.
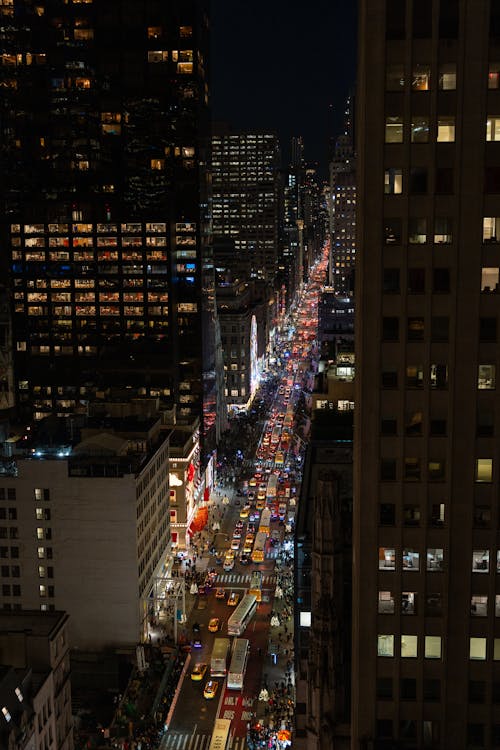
251, 531, 267, 563
227, 593, 257, 636
227, 638, 250, 690
259, 507, 271, 535
210, 637, 231, 677
208, 718, 231, 750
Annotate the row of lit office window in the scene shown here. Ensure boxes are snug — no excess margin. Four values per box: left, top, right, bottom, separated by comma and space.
380, 457, 499, 483
377, 635, 500, 662
385, 61, 500, 92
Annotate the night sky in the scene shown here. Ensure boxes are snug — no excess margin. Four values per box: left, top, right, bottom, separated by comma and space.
210, 1, 358, 173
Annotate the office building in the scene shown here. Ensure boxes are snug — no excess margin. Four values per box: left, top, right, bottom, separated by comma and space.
211, 127, 280, 283
354, 2, 500, 748
0, 417, 170, 650
0, 0, 221, 463
0, 609, 73, 750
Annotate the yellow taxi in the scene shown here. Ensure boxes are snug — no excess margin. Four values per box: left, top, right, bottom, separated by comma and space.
239, 507, 249, 519
208, 617, 220, 633
227, 591, 240, 607
203, 680, 219, 699
191, 663, 207, 681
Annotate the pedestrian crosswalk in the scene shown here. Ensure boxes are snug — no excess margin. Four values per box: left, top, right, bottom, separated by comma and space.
214, 572, 276, 586
161, 732, 247, 750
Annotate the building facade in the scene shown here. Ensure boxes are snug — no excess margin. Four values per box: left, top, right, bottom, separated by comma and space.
0, 419, 170, 650
0, 0, 221, 462
354, 2, 500, 748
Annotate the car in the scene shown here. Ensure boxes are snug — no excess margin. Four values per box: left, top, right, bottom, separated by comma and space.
247, 491, 255, 502
230, 538, 240, 551
208, 618, 220, 633
192, 622, 200, 633
248, 523, 256, 533
232, 530, 242, 540
227, 592, 240, 607
215, 587, 226, 600
243, 541, 253, 554
240, 554, 251, 565
256, 498, 266, 510
203, 680, 219, 699
193, 636, 202, 648
249, 477, 257, 487
191, 663, 207, 681
215, 553, 224, 565
235, 520, 244, 531
245, 533, 255, 544
239, 508, 249, 519
224, 553, 235, 571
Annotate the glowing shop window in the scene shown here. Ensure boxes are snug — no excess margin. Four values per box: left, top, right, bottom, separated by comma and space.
401, 635, 418, 658
377, 635, 394, 657
424, 636, 441, 659
299, 611, 311, 627
470, 637, 486, 660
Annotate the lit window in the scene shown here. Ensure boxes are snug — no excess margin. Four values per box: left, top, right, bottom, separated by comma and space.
408, 217, 427, 243
425, 636, 441, 659
471, 596, 488, 616
403, 549, 419, 570
481, 267, 499, 292
14, 687, 22, 702
483, 217, 500, 241
470, 637, 487, 660
439, 63, 456, 90
378, 591, 395, 614
478, 364, 496, 389
147, 50, 168, 63
377, 634, 394, 657
384, 168, 403, 194
486, 116, 500, 141
489, 63, 500, 90
476, 459, 493, 483
150, 159, 164, 170
437, 116, 455, 142
379, 547, 395, 570
434, 217, 452, 243
401, 635, 418, 657
411, 116, 429, 143
147, 26, 162, 39
385, 116, 403, 143
2, 707, 11, 722
39, 584, 46, 597
472, 550, 490, 572
412, 64, 430, 90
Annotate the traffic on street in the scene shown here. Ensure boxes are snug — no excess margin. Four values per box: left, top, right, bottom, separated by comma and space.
161, 246, 330, 750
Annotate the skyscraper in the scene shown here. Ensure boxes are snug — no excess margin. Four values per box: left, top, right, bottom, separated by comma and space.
354, 2, 500, 747
1, 0, 221, 460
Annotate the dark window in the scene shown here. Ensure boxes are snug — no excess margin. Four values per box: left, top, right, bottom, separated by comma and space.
0, 548, 7, 558
473, 506, 491, 528
494, 682, 500, 703
431, 316, 449, 342
409, 167, 428, 194
381, 459, 397, 481
425, 593, 442, 616
10, 566, 19, 578
12, 585, 20, 596
493, 724, 500, 747
401, 678, 417, 700
376, 677, 393, 699
7, 489, 15, 501
400, 720, 417, 739
381, 370, 398, 388
423, 679, 441, 702
433, 268, 450, 292
436, 167, 454, 194
48, 585, 55, 597
10, 547, 19, 559
384, 218, 402, 244
377, 720, 393, 739
467, 725, 484, 746
379, 503, 396, 525
485, 167, 500, 194
381, 418, 397, 435
491, 4, 500, 38
0, 509, 5, 520
430, 504, 445, 526
477, 407, 494, 437
1, 566, 9, 577
439, 0, 459, 38
408, 317, 424, 341
430, 418, 447, 436
413, 0, 432, 37
2, 584, 10, 596
386, 0, 405, 39
382, 316, 399, 341
479, 317, 497, 342
408, 268, 425, 293
403, 505, 420, 526
383, 268, 400, 293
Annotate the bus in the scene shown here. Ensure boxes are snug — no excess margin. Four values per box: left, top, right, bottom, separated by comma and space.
283, 413, 293, 430
251, 531, 267, 563
210, 637, 231, 677
248, 569, 263, 602
227, 638, 250, 690
275, 450, 285, 467
208, 718, 231, 750
271, 425, 281, 445
266, 474, 278, 502
259, 507, 271, 535
227, 594, 257, 636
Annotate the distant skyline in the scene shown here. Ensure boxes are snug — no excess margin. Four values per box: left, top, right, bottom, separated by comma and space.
210, 1, 358, 173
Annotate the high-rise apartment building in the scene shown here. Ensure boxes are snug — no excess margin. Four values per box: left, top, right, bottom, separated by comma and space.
0, 1, 221, 462
211, 127, 280, 283
354, 2, 500, 748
